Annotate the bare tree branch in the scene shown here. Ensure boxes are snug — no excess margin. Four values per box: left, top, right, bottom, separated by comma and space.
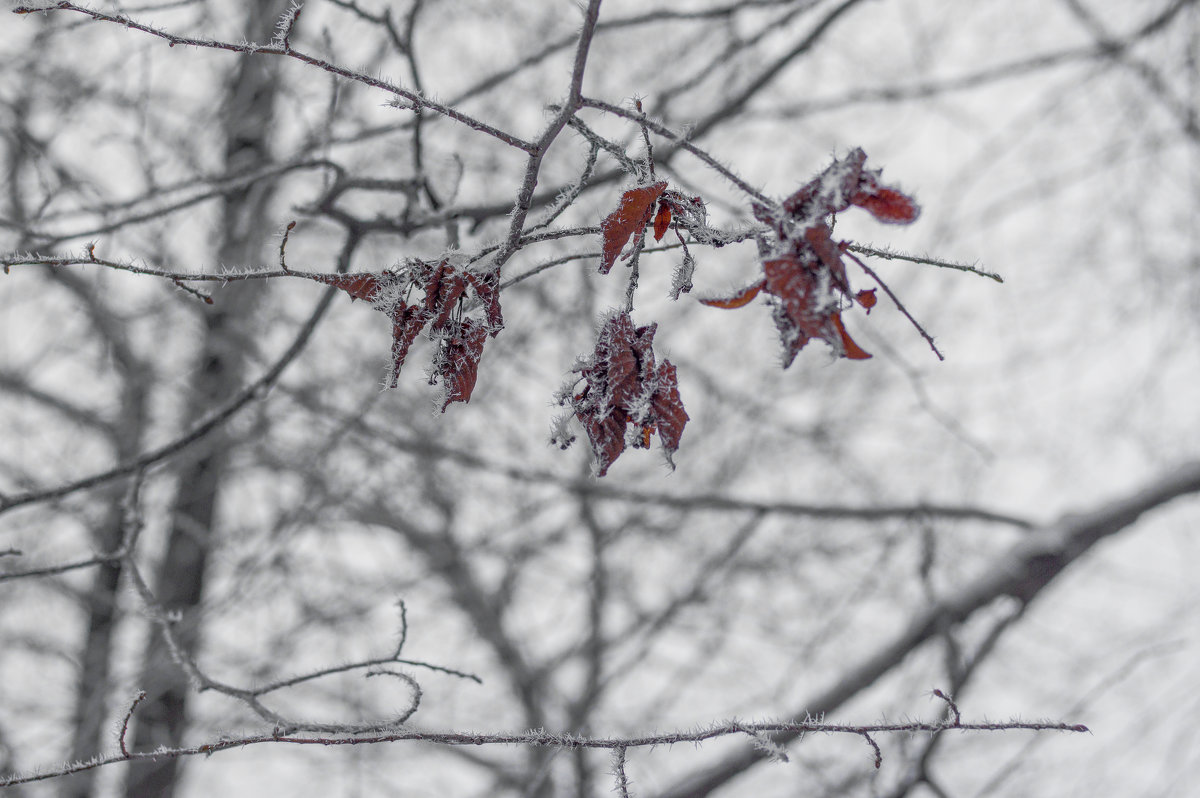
653, 461, 1200, 798
0, 713, 1087, 789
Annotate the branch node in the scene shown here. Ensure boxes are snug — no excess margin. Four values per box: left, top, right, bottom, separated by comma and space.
931, 688, 961, 726
392, 597, 409, 658
273, 2, 303, 51
172, 278, 214, 304
612, 746, 632, 798
279, 220, 297, 272
860, 731, 882, 768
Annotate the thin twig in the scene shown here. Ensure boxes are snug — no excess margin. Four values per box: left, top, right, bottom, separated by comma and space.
252, 653, 480, 696
636, 98, 655, 181
0, 552, 122, 582
171, 279, 213, 304
613, 746, 631, 798
581, 96, 772, 206
846, 250, 945, 361
279, 220, 296, 272
488, 0, 605, 275
860, 731, 882, 769
6, 158, 335, 248
931, 689, 961, 726
847, 243, 1003, 283
118, 692, 148, 758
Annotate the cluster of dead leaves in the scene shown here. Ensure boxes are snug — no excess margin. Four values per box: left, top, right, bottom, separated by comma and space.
310, 258, 502, 411
702, 147, 918, 365
552, 311, 688, 477
308, 149, 917, 476
548, 182, 704, 475
557, 148, 918, 474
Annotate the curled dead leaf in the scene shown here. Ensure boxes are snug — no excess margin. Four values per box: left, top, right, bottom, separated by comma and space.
699, 279, 765, 309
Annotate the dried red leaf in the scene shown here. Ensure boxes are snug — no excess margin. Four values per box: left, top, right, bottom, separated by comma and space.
588, 312, 640, 412
699, 279, 766, 309
417, 261, 461, 328
855, 288, 877, 311
581, 408, 628, 477
762, 258, 819, 330
780, 148, 867, 224
649, 360, 688, 455
760, 257, 875, 363
630, 321, 658, 380
599, 181, 668, 274
775, 148, 919, 228
762, 257, 824, 365
434, 320, 488, 411
851, 183, 920, 224
466, 271, 504, 333
311, 272, 379, 301
653, 201, 672, 241
831, 313, 872, 359
803, 224, 849, 293
386, 304, 431, 388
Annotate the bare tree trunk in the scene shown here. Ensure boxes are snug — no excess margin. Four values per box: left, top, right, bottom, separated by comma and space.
61, 384, 147, 798
121, 5, 289, 797
3, 29, 154, 797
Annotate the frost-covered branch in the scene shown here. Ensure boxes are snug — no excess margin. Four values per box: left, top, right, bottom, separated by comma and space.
0, 711, 1087, 789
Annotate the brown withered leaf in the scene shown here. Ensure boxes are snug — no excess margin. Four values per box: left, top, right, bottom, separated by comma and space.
310, 272, 380, 301
653, 200, 672, 241
599, 181, 668, 274
431, 319, 489, 411
699, 279, 766, 309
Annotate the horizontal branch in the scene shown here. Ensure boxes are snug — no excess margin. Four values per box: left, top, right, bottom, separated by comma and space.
2, 253, 292, 283
2, 225, 603, 284
7, 159, 336, 248
273, 406, 1037, 529
0, 714, 1086, 788
576, 485, 1035, 528
0, 551, 118, 582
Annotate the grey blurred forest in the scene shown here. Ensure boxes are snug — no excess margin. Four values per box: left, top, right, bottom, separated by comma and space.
2, 1, 1199, 797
